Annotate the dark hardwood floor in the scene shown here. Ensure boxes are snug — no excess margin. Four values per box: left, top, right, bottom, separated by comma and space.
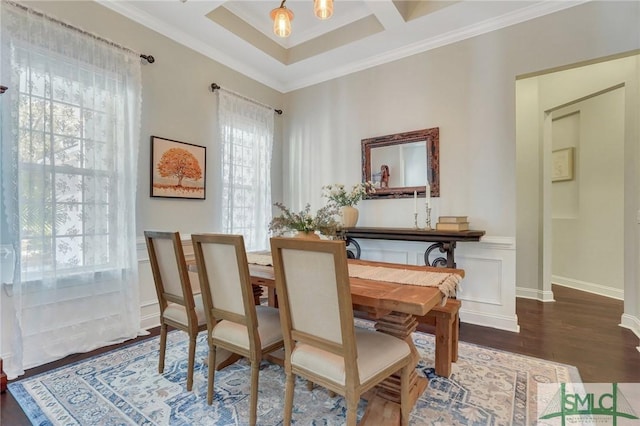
2, 285, 638, 424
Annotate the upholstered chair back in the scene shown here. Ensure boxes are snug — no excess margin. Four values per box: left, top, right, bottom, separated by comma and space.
191, 234, 258, 333
144, 230, 196, 315
270, 238, 357, 366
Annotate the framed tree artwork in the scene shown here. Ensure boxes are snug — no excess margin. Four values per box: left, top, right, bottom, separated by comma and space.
151, 136, 206, 199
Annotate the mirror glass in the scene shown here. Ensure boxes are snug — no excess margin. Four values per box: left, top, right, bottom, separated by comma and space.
361, 127, 439, 199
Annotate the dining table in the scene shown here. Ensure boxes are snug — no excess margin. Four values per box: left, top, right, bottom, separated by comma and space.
188, 255, 464, 425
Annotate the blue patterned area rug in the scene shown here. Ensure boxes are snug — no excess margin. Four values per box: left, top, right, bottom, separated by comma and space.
9, 321, 580, 425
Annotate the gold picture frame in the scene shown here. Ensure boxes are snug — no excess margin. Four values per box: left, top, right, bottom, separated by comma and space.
552, 147, 574, 182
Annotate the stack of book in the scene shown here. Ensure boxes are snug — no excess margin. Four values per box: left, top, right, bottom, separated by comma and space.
436, 216, 469, 231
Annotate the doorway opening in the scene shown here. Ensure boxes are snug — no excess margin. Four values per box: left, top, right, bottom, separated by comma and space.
515, 53, 639, 330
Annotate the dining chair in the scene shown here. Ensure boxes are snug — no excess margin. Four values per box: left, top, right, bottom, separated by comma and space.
144, 230, 207, 391
191, 233, 284, 426
270, 237, 413, 426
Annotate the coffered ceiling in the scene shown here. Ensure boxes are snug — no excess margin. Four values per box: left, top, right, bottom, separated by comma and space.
98, 1, 585, 93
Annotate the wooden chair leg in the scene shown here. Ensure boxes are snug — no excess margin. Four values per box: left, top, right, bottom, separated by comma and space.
250, 360, 259, 426
346, 394, 358, 426
207, 343, 217, 405
158, 323, 167, 373
284, 372, 295, 425
187, 335, 196, 391
400, 363, 411, 426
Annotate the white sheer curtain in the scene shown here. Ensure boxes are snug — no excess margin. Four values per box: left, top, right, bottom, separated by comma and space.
0, 2, 141, 378
218, 90, 274, 251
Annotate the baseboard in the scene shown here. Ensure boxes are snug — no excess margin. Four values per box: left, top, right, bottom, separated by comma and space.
460, 309, 520, 333
620, 313, 640, 340
516, 286, 555, 302
140, 313, 160, 331
552, 275, 623, 300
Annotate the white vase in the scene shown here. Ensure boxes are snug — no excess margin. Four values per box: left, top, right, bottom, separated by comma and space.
341, 206, 359, 228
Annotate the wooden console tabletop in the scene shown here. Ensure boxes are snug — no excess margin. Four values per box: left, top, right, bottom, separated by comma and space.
339, 227, 485, 268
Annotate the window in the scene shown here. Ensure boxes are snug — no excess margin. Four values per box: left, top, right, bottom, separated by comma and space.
16, 62, 119, 281
218, 91, 274, 251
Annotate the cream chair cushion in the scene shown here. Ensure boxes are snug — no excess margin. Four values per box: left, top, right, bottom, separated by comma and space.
163, 293, 207, 327
291, 328, 410, 386
211, 305, 282, 349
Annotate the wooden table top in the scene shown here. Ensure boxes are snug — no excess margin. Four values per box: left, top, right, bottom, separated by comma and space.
216, 258, 464, 318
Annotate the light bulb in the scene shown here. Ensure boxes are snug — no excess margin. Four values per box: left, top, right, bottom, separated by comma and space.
270, 6, 293, 38
314, 0, 333, 20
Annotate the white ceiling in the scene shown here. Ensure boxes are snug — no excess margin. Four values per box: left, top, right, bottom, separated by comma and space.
98, 0, 585, 93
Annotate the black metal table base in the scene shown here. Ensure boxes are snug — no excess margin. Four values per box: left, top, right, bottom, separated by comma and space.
345, 237, 456, 268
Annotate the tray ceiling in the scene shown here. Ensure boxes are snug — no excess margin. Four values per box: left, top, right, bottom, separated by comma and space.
98, 0, 585, 93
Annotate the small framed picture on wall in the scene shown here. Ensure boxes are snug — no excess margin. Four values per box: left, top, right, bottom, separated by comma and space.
552, 147, 574, 182
150, 136, 206, 199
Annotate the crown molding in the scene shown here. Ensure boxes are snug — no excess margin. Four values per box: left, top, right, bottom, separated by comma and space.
280, 0, 588, 92
95, 0, 287, 92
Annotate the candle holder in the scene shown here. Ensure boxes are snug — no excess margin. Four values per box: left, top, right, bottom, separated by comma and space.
413, 212, 419, 229
424, 204, 432, 230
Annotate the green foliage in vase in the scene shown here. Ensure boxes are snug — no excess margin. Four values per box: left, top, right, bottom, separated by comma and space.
268, 202, 339, 236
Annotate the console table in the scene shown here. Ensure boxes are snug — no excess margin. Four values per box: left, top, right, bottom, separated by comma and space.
339, 227, 485, 268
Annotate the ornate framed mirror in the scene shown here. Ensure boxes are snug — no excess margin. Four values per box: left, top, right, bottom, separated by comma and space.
361, 127, 439, 199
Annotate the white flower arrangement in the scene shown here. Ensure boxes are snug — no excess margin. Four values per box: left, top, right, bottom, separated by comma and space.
321, 182, 375, 208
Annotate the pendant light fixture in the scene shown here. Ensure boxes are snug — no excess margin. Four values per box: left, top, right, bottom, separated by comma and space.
271, 0, 333, 38
270, 0, 293, 38
314, 0, 333, 20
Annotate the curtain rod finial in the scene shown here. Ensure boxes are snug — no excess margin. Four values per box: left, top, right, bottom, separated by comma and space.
140, 54, 155, 64
0, 85, 7, 94
211, 83, 220, 92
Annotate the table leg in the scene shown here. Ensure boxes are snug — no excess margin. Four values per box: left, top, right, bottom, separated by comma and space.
252, 284, 263, 305
345, 237, 361, 259
424, 241, 456, 268
360, 312, 427, 425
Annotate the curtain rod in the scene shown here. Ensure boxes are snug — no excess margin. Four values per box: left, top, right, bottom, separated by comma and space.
4, 1, 155, 64
211, 83, 283, 115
